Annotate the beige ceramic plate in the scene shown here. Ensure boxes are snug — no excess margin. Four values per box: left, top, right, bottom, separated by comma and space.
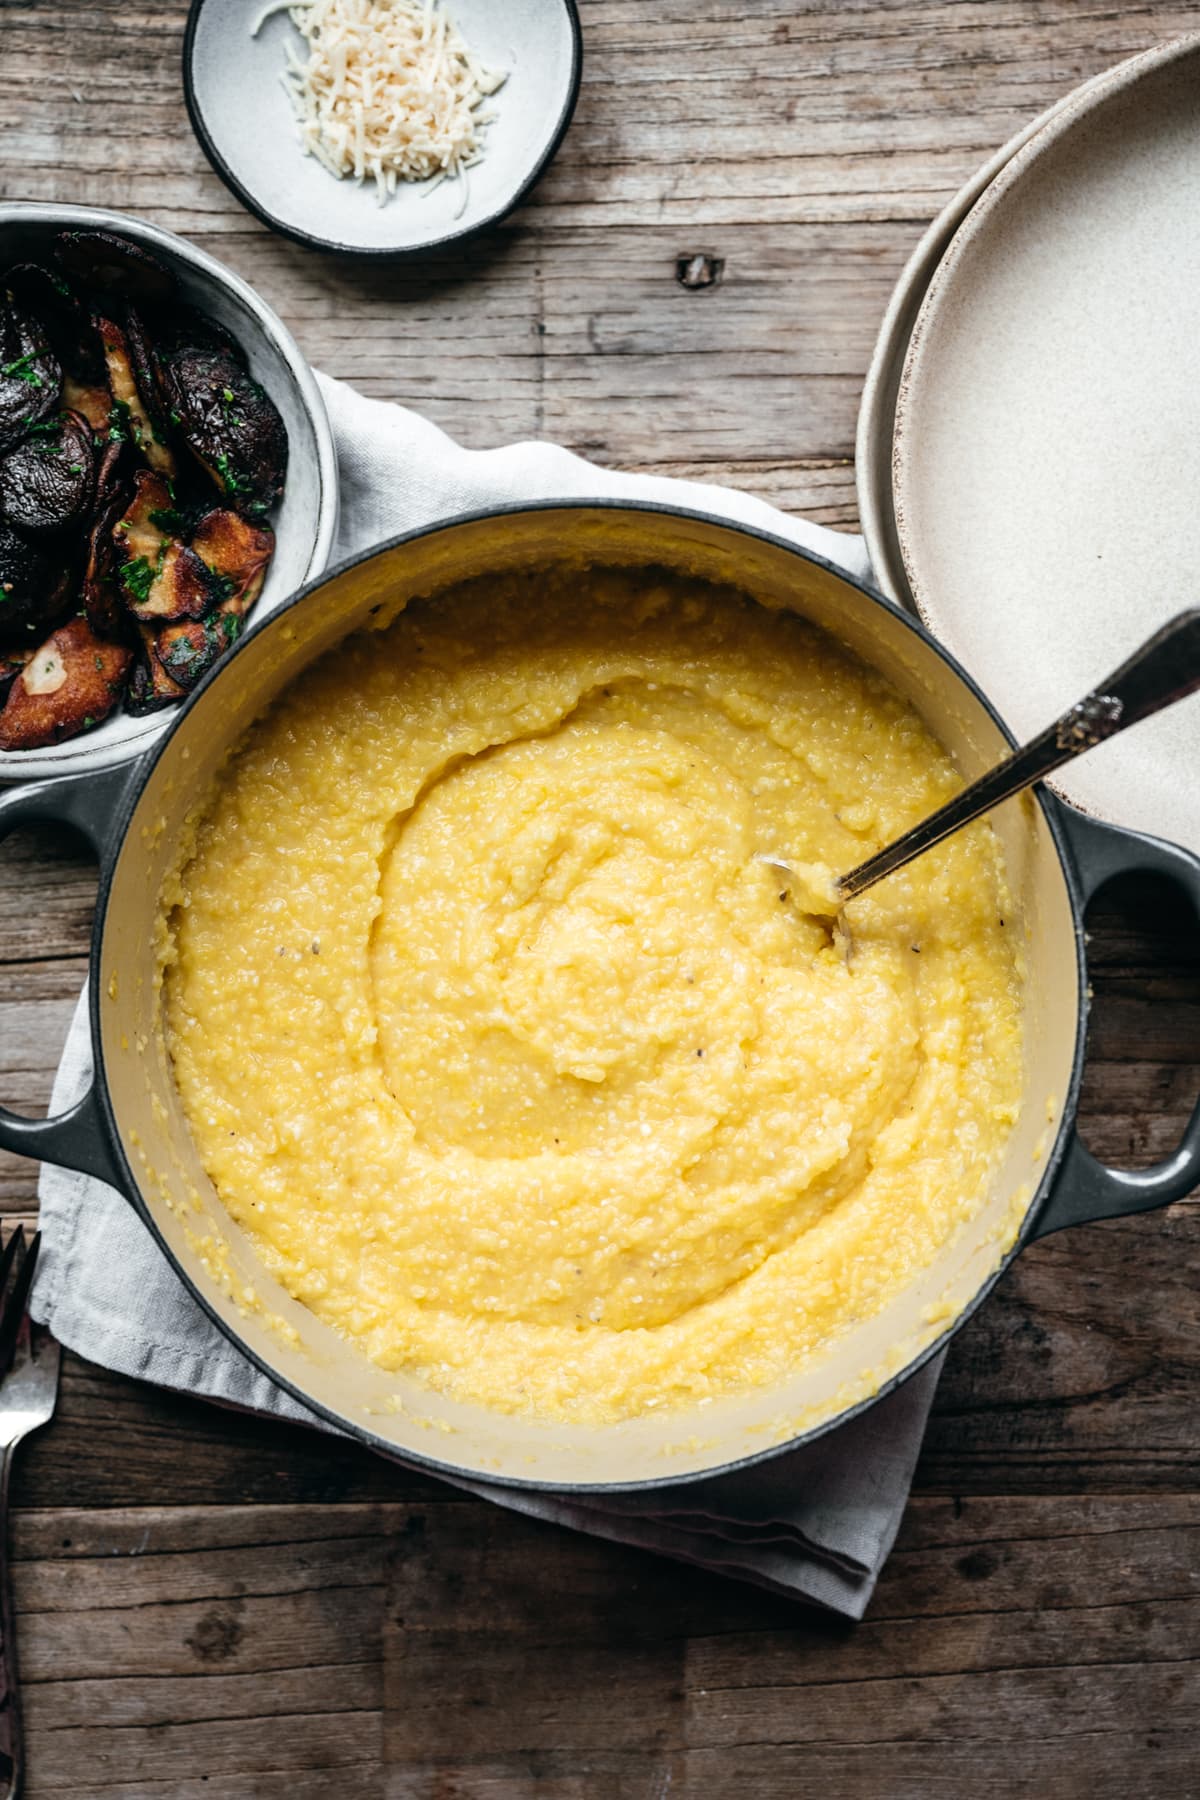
893, 33, 1200, 853
855, 64, 1113, 607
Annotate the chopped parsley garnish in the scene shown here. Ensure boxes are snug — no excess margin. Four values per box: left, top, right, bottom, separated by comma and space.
1, 351, 44, 386
214, 451, 242, 493
149, 506, 184, 535
121, 556, 156, 604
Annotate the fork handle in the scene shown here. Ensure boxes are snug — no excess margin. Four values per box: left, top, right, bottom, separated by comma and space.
0, 1444, 21, 1800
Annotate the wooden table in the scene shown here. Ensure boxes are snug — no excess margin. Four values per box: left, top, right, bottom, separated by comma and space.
2, 2, 1198, 1793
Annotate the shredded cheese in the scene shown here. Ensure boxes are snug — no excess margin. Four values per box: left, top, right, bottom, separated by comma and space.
252, 0, 506, 205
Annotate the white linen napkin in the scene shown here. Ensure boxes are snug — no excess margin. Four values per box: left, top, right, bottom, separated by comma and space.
30, 374, 939, 1619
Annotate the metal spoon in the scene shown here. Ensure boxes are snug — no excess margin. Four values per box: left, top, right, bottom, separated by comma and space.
762, 608, 1200, 911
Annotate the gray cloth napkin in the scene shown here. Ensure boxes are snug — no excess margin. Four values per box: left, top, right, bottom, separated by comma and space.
31, 374, 939, 1619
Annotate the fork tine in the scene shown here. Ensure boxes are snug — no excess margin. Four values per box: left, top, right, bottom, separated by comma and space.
0, 1230, 36, 1381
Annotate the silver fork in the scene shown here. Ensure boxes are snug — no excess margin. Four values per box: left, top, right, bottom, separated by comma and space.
0, 1231, 60, 1800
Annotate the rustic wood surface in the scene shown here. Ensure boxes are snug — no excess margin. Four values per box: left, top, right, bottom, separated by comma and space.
1, 1, 1199, 1793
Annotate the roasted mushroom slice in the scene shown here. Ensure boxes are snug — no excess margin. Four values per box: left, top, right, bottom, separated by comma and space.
61, 375, 113, 435
129, 541, 218, 624
148, 508, 272, 692
112, 470, 219, 624
82, 508, 125, 641
191, 508, 274, 611
93, 435, 134, 513
0, 299, 60, 451
0, 615, 132, 750
0, 518, 72, 640
111, 466, 171, 563
159, 347, 286, 519
5, 262, 107, 385
154, 603, 247, 693
96, 315, 175, 476
123, 305, 177, 462
125, 623, 187, 715
0, 410, 95, 538
0, 649, 31, 704
55, 231, 177, 306
150, 304, 247, 369
81, 446, 135, 642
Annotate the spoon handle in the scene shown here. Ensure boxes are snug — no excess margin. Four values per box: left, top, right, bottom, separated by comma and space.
838, 609, 1200, 902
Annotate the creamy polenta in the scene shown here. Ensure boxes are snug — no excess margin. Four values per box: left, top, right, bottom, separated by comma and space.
162, 567, 1024, 1423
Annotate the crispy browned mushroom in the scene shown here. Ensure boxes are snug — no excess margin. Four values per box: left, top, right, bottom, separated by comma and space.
154, 604, 247, 693
0, 299, 60, 451
0, 518, 72, 642
125, 622, 187, 715
112, 469, 219, 624
55, 231, 177, 306
0, 615, 132, 749
96, 315, 176, 477
158, 346, 286, 519
0, 410, 95, 538
192, 508, 274, 610
61, 377, 112, 434
111, 466, 171, 563
146, 508, 273, 692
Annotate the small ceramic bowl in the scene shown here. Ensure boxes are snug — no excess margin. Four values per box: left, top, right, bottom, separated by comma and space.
183, 0, 583, 258
0, 202, 338, 782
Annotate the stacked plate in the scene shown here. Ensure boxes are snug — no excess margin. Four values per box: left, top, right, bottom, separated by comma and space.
856, 34, 1200, 855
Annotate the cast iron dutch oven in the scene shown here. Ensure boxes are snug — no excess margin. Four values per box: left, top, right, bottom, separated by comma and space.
2, 504, 1198, 1489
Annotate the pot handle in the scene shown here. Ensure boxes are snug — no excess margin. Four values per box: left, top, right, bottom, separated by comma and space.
1032, 804, 1200, 1239
0, 763, 139, 1189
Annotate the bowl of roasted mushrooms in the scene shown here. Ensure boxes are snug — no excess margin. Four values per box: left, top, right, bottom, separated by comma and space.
0, 204, 337, 776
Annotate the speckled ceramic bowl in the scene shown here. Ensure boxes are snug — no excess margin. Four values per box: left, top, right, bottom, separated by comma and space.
0, 201, 338, 782
892, 33, 1200, 855
183, 0, 583, 257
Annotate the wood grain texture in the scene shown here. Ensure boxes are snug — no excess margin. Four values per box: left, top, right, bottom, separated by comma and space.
1, 0, 1199, 1794
10, 1497, 1197, 1798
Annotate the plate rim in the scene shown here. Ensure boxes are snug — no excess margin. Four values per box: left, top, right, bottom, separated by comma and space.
891, 30, 1200, 624
854, 60, 1119, 608
182, 0, 584, 259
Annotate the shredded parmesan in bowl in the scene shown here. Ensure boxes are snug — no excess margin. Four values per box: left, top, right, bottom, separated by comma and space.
252, 0, 507, 206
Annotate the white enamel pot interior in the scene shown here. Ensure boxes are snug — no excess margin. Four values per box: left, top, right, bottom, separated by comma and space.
5, 504, 1199, 1491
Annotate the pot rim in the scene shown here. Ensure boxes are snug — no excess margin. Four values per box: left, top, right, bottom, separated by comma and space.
87, 498, 1090, 1493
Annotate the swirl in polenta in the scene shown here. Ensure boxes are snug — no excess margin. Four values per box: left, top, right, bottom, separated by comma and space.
162, 567, 1024, 1423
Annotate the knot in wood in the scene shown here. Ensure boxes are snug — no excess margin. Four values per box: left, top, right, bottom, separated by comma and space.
676, 253, 724, 290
